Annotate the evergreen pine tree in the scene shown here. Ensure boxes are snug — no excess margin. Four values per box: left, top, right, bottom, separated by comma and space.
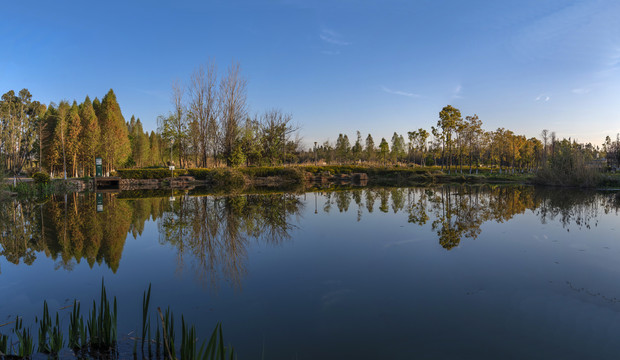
66, 101, 82, 177
98, 89, 130, 173
42, 105, 60, 175
149, 131, 161, 166
92, 97, 101, 117
79, 96, 100, 176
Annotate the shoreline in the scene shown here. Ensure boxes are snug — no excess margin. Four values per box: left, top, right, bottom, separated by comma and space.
3, 165, 620, 198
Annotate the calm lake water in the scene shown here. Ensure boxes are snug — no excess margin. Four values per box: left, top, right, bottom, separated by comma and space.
1, 185, 620, 359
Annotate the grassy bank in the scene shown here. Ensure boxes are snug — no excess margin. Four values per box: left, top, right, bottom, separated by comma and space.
1, 179, 85, 199
5, 165, 618, 199
115, 166, 306, 184
301, 165, 532, 185
115, 165, 531, 186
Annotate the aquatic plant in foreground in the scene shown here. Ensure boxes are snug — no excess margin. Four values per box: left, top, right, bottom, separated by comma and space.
0, 281, 235, 359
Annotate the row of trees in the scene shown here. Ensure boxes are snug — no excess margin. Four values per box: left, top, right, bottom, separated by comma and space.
303, 105, 607, 173
0, 85, 615, 178
1, 74, 303, 178
0, 89, 45, 177
0, 88, 178, 177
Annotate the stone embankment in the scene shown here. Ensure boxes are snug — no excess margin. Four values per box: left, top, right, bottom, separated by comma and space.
119, 176, 200, 190
306, 172, 369, 186
12, 171, 371, 194
67, 179, 90, 192
118, 172, 368, 190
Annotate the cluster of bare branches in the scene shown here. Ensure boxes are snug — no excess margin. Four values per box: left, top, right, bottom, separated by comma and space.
158, 60, 300, 168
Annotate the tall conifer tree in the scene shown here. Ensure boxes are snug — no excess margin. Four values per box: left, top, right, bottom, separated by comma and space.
134, 119, 149, 167
79, 96, 100, 176
42, 105, 60, 175
66, 101, 82, 177
98, 89, 130, 172
92, 97, 101, 117
55, 101, 70, 179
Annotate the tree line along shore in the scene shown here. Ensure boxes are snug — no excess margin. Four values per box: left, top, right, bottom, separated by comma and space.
1, 62, 620, 191
4, 164, 620, 200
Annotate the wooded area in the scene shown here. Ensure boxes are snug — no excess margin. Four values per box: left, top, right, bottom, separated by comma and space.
1, 62, 620, 178
307, 105, 619, 176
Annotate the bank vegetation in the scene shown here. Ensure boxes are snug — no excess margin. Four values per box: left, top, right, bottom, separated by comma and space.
2, 60, 620, 188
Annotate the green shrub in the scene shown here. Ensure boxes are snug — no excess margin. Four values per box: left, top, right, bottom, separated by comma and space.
24, 166, 38, 177
116, 169, 188, 179
187, 168, 211, 180
189, 166, 306, 184
301, 165, 369, 175
32, 172, 51, 184
300, 164, 434, 177
208, 168, 245, 187
240, 166, 306, 182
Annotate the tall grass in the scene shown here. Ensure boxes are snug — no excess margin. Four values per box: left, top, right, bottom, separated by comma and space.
37, 301, 51, 353
0, 282, 235, 360
534, 140, 602, 187
142, 283, 152, 353
0, 333, 8, 356
8, 181, 69, 198
14, 317, 34, 357
49, 312, 64, 354
35, 300, 64, 355
157, 306, 235, 360
68, 299, 87, 350
87, 280, 118, 351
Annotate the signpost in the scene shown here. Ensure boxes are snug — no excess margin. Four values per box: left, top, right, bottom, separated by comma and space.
95, 158, 103, 178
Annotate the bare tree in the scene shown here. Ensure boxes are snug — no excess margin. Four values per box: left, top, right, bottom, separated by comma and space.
171, 79, 188, 167
218, 62, 247, 166
550, 131, 557, 159
541, 129, 549, 163
188, 61, 218, 167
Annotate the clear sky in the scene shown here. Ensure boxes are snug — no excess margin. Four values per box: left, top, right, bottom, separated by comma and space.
2, 0, 620, 148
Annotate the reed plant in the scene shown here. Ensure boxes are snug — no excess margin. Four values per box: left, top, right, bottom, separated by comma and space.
49, 312, 64, 354
36, 301, 66, 355
160, 306, 176, 358
198, 323, 235, 360
87, 280, 118, 351
1, 281, 234, 360
0, 333, 7, 356
37, 300, 52, 353
68, 299, 87, 349
142, 283, 152, 351
14, 317, 34, 357
157, 308, 235, 360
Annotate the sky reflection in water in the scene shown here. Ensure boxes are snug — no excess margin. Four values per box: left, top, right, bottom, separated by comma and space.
1, 186, 620, 359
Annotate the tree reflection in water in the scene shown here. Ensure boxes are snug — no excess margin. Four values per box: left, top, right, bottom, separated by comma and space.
158, 194, 303, 288
0, 193, 134, 272
318, 185, 620, 250
1, 186, 618, 282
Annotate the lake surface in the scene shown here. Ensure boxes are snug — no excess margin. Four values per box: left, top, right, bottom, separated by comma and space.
1, 185, 620, 359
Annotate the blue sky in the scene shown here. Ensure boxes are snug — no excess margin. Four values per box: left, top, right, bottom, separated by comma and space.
2, 0, 620, 148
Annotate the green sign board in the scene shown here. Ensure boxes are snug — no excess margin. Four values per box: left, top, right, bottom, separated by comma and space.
96, 193, 104, 212
95, 157, 103, 177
